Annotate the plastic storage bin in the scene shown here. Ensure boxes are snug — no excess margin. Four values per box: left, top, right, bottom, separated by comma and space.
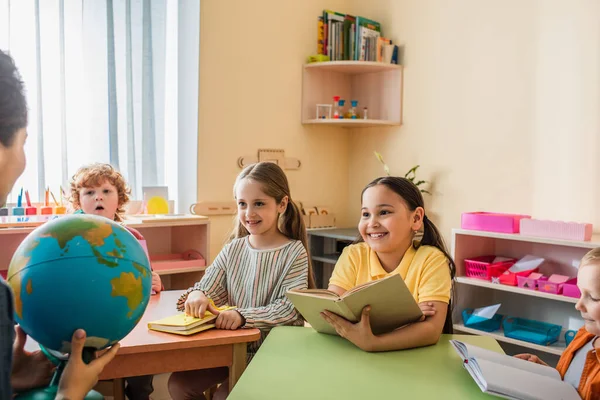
563, 279, 581, 299
520, 219, 593, 242
499, 268, 539, 286
502, 317, 562, 346
538, 274, 572, 295
462, 309, 503, 332
464, 256, 516, 281
517, 273, 547, 290
461, 212, 531, 234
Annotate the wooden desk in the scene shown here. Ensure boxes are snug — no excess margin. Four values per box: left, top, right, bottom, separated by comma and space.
229, 327, 501, 400
99, 290, 260, 394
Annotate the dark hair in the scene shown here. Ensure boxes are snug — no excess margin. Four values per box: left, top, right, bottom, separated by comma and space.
231, 162, 316, 289
362, 176, 456, 333
0, 50, 27, 147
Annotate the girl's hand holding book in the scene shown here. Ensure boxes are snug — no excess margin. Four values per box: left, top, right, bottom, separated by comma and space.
321, 306, 375, 352
418, 302, 437, 321
184, 291, 221, 318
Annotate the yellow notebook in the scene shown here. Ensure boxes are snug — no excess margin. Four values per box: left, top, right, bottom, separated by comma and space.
148, 305, 236, 336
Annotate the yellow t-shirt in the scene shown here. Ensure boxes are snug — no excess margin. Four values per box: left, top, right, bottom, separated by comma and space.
329, 242, 452, 304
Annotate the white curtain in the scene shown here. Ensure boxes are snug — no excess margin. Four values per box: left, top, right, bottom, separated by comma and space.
0, 0, 199, 212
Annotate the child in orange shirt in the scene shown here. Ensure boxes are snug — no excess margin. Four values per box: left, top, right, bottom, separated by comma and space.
70, 163, 161, 400
516, 247, 600, 400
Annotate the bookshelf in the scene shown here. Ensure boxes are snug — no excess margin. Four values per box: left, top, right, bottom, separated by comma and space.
307, 227, 358, 288
451, 228, 591, 365
0, 216, 210, 291
301, 61, 403, 128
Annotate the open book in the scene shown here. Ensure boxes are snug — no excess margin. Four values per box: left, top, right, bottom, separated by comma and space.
286, 274, 423, 335
148, 305, 236, 335
450, 340, 579, 400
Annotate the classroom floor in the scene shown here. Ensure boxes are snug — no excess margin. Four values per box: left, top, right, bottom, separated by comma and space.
102, 373, 171, 400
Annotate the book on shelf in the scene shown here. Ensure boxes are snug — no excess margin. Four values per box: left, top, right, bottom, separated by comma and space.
148, 305, 236, 335
317, 10, 398, 63
286, 274, 422, 336
451, 339, 579, 400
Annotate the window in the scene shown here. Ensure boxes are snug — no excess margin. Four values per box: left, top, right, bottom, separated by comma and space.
0, 0, 199, 212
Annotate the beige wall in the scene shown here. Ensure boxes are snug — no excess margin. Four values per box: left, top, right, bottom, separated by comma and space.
346, 0, 600, 240
198, 0, 352, 260
199, 1, 600, 259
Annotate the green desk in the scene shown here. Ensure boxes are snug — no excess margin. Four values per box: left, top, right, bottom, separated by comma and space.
229, 327, 501, 400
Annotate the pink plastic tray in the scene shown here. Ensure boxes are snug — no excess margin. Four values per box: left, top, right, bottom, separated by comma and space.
517, 273, 546, 290
563, 279, 581, 298
461, 212, 531, 234
538, 274, 571, 295
520, 219, 593, 242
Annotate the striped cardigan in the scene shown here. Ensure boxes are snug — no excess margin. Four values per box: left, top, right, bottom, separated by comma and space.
178, 237, 308, 355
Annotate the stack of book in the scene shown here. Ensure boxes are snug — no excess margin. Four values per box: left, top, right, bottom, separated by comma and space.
317, 10, 399, 64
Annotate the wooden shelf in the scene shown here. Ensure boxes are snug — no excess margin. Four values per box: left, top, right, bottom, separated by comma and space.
304, 61, 402, 74
302, 62, 402, 126
455, 277, 578, 304
453, 228, 600, 249
453, 324, 566, 356
302, 119, 399, 128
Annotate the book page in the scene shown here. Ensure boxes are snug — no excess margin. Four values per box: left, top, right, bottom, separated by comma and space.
474, 358, 579, 400
342, 274, 422, 335
452, 340, 559, 380
289, 289, 340, 300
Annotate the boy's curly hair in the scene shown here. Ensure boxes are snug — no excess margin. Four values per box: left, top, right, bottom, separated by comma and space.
70, 163, 131, 222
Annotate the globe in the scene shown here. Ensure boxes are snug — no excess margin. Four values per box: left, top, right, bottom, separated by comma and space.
7, 214, 152, 353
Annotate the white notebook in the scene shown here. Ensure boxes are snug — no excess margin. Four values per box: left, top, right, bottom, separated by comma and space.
450, 340, 579, 400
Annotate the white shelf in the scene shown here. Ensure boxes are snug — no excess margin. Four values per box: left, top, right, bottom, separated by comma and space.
304, 61, 402, 74
453, 324, 565, 356
453, 228, 600, 249
455, 277, 578, 304
302, 119, 400, 128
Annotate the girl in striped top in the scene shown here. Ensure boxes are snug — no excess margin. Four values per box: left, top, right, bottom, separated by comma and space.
168, 162, 314, 400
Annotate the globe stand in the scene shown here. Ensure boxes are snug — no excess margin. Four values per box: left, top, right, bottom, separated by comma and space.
15, 346, 103, 400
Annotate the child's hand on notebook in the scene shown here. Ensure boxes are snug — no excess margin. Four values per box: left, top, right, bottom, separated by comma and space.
184, 290, 221, 318
419, 302, 437, 321
215, 310, 245, 330
321, 306, 375, 351
514, 353, 549, 367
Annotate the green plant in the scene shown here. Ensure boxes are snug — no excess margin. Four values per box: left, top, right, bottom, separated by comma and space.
374, 151, 431, 195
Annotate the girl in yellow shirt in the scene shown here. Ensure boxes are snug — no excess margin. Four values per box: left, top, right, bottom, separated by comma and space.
322, 176, 455, 352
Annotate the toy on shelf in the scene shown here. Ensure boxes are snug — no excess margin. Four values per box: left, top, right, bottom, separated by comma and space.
461, 212, 531, 234
498, 255, 544, 286
333, 96, 341, 118
316, 104, 332, 119
520, 218, 593, 242
337, 99, 346, 118
345, 100, 358, 119
464, 255, 516, 281
40, 188, 53, 215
